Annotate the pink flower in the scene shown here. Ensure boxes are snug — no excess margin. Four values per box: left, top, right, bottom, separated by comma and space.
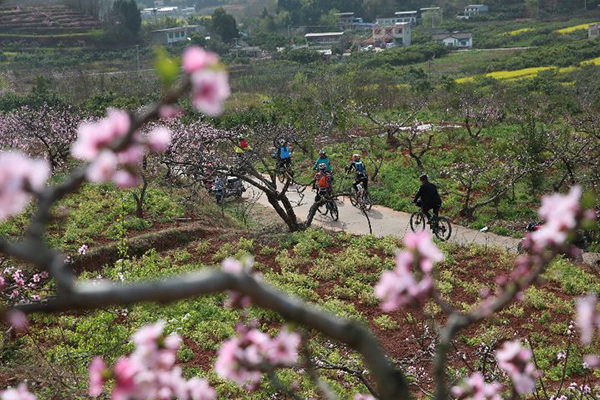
32, 274, 40, 283
113, 171, 140, 188
112, 357, 139, 399
88, 356, 107, 397
158, 105, 184, 120
0, 383, 37, 400
191, 70, 230, 117
576, 293, 598, 345
0, 152, 50, 221
86, 150, 117, 183
451, 372, 502, 400
531, 186, 582, 249
78, 245, 88, 255
148, 127, 172, 153
266, 329, 300, 366
0, 276, 4, 289
15, 278, 24, 287
354, 395, 376, 400
117, 145, 146, 166
404, 231, 444, 270
132, 321, 165, 349
31, 295, 40, 301
496, 341, 539, 394
182, 46, 219, 74
9, 290, 19, 299
72, 109, 131, 161
187, 378, 216, 400
6, 310, 28, 333
583, 354, 600, 369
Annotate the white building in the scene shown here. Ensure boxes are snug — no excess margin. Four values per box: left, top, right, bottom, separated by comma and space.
589, 23, 600, 39
395, 11, 418, 25
151, 25, 204, 45
372, 22, 411, 47
305, 32, 346, 50
464, 4, 489, 17
432, 32, 473, 49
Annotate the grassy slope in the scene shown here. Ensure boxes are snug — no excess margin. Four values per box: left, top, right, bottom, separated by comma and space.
1, 184, 598, 398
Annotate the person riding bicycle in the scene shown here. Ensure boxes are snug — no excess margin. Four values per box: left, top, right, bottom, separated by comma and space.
346, 154, 368, 193
276, 138, 292, 174
413, 174, 442, 223
234, 135, 252, 156
313, 150, 332, 173
312, 163, 333, 203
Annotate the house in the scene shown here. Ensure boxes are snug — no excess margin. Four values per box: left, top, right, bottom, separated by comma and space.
335, 12, 364, 30
142, 6, 180, 19
231, 40, 264, 58
151, 25, 204, 45
305, 32, 346, 51
589, 23, 600, 39
395, 11, 419, 25
464, 4, 489, 17
372, 22, 411, 47
432, 32, 473, 49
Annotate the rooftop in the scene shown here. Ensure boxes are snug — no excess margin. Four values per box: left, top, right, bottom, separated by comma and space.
152, 25, 200, 33
305, 32, 345, 38
432, 32, 473, 40
334, 12, 355, 17
395, 11, 418, 15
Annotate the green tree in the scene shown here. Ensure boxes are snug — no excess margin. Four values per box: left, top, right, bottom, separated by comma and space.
112, 0, 142, 37
210, 8, 240, 43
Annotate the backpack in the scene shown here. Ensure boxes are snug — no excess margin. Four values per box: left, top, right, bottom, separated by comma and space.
317, 174, 330, 188
280, 146, 291, 159
354, 161, 366, 175
240, 139, 248, 148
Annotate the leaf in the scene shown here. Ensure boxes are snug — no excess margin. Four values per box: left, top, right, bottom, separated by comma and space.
154, 47, 181, 88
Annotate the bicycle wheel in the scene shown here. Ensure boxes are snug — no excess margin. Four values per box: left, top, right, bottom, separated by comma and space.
434, 217, 452, 242
329, 201, 339, 221
363, 191, 373, 212
349, 188, 359, 207
410, 212, 427, 232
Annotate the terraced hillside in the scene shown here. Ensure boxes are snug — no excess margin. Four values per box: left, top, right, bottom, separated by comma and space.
0, 4, 100, 34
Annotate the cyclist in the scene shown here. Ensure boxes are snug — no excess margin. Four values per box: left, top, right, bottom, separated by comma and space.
312, 163, 333, 203
276, 138, 292, 174
312, 150, 332, 173
234, 135, 252, 156
413, 174, 442, 223
346, 154, 368, 193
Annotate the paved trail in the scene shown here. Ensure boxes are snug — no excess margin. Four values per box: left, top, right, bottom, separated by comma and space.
250, 182, 600, 265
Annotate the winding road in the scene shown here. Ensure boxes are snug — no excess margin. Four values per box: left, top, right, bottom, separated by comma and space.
250, 182, 600, 266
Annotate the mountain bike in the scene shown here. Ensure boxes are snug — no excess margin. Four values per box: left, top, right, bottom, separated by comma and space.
349, 181, 373, 212
277, 160, 294, 183
316, 190, 339, 221
410, 209, 452, 241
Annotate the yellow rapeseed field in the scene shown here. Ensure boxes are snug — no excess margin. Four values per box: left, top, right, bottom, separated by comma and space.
503, 28, 534, 36
556, 22, 598, 34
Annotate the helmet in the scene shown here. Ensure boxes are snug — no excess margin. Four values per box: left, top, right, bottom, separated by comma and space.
319, 149, 326, 156
318, 163, 327, 171
420, 174, 429, 182
279, 138, 286, 146
353, 153, 361, 160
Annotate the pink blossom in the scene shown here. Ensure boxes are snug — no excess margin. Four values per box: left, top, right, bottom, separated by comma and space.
148, 127, 172, 153
182, 46, 219, 74
89, 356, 107, 397
40, 271, 49, 279
78, 245, 88, 255
451, 372, 502, 400
132, 321, 165, 349
9, 290, 19, 299
112, 357, 139, 400
404, 231, 444, 270
266, 329, 300, 366
6, 310, 28, 333
0, 276, 4, 289
113, 171, 140, 188
583, 354, 600, 369
31, 295, 40, 301
158, 105, 184, 120
191, 70, 230, 117
354, 395, 376, 400
496, 341, 539, 394
72, 110, 131, 161
0, 152, 50, 221
117, 145, 146, 166
187, 378, 216, 400
576, 293, 598, 345
215, 336, 261, 388
86, 150, 117, 183
0, 384, 37, 400
531, 186, 581, 249
32, 274, 40, 283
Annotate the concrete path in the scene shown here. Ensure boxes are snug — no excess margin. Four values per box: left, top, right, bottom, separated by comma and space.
249, 182, 600, 266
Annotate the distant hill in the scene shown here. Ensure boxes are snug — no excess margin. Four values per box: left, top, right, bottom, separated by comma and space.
0, 3, 100, 34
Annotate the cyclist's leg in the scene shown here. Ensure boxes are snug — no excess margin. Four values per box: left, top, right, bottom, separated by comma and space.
422, 206, 432, 221
362, 176, 369, 193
